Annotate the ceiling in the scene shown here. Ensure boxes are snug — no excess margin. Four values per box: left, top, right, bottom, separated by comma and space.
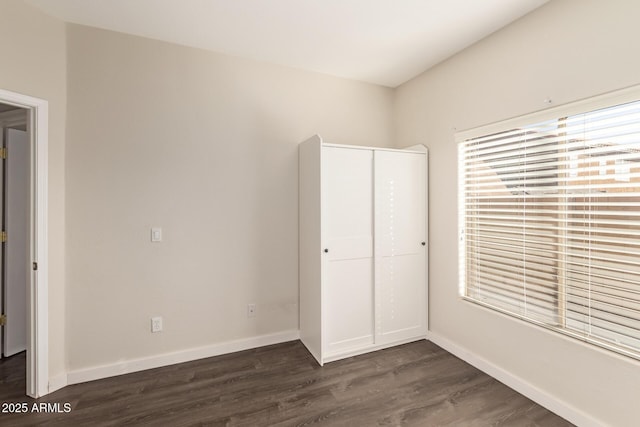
26, 0, 548, 88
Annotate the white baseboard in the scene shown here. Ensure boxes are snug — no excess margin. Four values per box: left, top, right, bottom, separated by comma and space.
64, 329, 300, 386
426, 331, 603, 427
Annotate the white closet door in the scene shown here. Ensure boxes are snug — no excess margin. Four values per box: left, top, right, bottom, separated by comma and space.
374, 150, 426, 344
4, 129, 29, 357
322, 147, 374, 355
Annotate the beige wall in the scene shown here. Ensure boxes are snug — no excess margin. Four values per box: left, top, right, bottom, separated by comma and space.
394, 0, 640, 425
0, 0, 67, 380
65, 24, 393, 370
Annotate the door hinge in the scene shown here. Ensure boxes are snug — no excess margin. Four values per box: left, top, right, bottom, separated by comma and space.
33, 262, 38, 271
0, 147, 6, 159
0, 314, 6, 326
1, 231, 6, 243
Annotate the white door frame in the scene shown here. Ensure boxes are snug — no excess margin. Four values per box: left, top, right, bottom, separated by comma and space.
0, 89, 49, 398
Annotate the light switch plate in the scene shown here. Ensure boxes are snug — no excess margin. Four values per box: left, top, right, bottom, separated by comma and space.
151, 227, 162, 242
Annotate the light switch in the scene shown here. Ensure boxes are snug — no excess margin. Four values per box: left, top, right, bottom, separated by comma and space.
151, 227, 162, 242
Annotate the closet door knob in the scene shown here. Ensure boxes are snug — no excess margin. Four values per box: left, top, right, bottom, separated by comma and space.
421, 242, 426, 246
324, 248, 329, 253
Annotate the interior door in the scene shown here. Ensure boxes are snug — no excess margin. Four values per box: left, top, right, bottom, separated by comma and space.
3, 128, 28, 357
322, 146, 374, 356
374, 150, 426, 345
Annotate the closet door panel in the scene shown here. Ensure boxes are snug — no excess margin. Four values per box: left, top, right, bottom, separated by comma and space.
323, 147, 373, 259
376, 255, 424, 341
374, 152, 425, 257
324, 258, 374, 353
322, 147, 374, 354
374, 151, 426, 344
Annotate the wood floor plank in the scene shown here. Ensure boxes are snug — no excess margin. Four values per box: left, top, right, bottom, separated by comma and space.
0, 340, 573, 426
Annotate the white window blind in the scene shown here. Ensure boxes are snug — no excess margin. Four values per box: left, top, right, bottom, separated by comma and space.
458, 93, 640, 359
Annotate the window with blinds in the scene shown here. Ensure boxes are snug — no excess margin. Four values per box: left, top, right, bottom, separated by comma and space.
458, 91, 640, 359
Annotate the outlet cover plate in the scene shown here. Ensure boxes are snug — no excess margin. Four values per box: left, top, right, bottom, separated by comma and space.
151, 316, 163, 332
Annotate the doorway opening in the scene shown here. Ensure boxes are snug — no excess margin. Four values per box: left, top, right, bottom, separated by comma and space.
1, 104, 29, 364
0, 89, 49, 398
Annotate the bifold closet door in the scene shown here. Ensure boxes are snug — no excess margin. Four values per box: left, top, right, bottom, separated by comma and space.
374, 150, 426, 344
322, 147, 374, 354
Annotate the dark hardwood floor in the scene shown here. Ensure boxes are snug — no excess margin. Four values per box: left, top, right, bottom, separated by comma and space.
0, 340, 573, 426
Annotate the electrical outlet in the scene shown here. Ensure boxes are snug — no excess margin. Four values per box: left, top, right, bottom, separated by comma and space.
151, 316, 163, 332
247, 304, 256, 318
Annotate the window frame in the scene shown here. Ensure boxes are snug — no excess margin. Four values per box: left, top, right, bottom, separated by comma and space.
457, 84, 640, 361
